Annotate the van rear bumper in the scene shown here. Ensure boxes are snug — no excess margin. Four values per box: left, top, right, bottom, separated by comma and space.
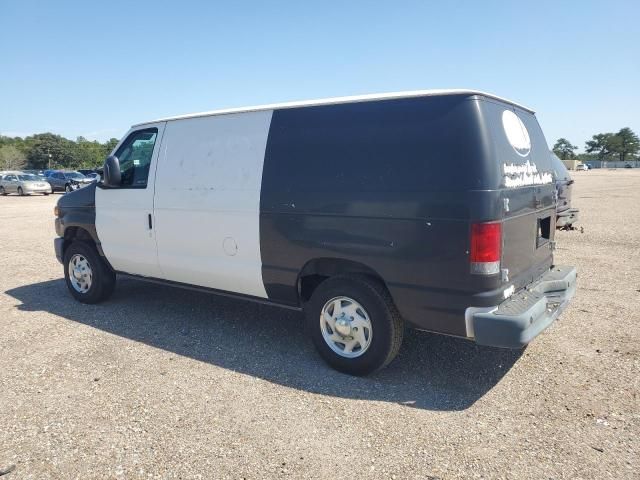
467, 265, 577, 349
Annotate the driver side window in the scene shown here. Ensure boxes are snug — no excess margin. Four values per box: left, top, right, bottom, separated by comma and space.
115, 128, 158, 188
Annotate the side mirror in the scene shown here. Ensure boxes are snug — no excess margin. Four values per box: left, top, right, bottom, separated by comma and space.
102, 155, 121, 187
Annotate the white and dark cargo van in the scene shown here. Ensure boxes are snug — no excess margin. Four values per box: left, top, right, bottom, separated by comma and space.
53, 90, 577, 375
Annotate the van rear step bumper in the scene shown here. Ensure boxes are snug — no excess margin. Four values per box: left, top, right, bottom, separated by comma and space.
469, 265, 577, 349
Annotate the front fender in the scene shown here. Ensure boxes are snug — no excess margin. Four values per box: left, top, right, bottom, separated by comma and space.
54, 183, 104, 255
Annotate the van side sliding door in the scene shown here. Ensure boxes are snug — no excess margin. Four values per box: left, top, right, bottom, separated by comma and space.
152, 112, 272, 298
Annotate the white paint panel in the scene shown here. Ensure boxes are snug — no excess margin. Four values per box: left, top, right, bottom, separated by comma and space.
502, 160, 553, 188
134, 89, 533, 127
153, 110, 272, 298
96, 123, 165, 278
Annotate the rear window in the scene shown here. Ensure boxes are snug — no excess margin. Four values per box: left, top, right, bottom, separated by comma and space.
65, 172, 85, 179
18, 175, 39, 181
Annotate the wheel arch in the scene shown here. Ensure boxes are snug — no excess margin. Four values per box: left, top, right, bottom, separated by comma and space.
297, 257, 389, 304
62, 226, 95, 253
60, 221, 108, 264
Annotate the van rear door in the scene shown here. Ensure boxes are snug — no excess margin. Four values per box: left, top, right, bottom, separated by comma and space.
482, 100, 557, 291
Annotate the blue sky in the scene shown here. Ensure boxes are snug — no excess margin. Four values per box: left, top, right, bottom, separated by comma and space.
1, 1, 639, 151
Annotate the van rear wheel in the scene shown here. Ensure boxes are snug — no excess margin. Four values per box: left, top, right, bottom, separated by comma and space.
63, 241, 116, 304
305, 275, 403, 376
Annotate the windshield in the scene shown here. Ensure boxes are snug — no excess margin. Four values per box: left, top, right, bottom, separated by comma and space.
65, 172, 86, 179
18, 175, 40, 181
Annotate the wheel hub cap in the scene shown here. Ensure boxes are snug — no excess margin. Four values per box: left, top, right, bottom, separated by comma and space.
320, 296, 373, 358
68, 254, 93, 293
335, 314, 352, 337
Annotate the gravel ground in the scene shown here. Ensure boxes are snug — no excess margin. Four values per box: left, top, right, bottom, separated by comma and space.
0, 170, 638, 479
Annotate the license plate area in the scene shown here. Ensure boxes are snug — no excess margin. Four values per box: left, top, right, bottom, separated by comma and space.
536, 216, 551, 248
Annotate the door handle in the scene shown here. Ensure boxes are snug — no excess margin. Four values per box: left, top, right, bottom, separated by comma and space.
148, 214, 152, 230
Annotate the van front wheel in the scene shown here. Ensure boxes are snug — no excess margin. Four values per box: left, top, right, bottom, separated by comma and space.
63, 241, 116, 304
305, 275, 403, 376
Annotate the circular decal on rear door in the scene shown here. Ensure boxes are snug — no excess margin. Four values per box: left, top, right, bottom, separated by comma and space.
502, 110, 531, 157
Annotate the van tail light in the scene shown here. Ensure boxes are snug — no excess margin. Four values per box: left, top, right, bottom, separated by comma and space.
470, 222, 502, 275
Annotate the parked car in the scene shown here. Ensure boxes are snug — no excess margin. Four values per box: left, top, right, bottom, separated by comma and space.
53, 90, 577, 375
0, 172, 52, 195
46, 171, 93, 193
576, 163, 588, 171
77, 169, 100, 181
23, 169, 47, 178
624, 163, 632, 168
77, 169, 100, 177
550, 153, 579, 229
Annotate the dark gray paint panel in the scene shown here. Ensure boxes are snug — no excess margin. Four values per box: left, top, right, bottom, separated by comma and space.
55, 183, 98, 242
259, 94, 556, 335
54, 183, 112, 261
259, 95, 509, 335
482, 101, 556, 286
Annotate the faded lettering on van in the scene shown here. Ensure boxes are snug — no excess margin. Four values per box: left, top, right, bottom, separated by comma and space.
503, 160, 553, 188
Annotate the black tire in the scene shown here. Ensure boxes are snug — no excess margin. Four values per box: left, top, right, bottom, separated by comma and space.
0, 186, 6, 196
17, 187, 24, 196
65, 184, 73, 193
63, 241, 116, 304
43, 192, 49, 196
305, 275, 404, 376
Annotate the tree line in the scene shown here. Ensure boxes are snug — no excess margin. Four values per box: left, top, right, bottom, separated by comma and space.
2, 126, 639, 172
553, 127, 640, 162
0, 133, 119, 171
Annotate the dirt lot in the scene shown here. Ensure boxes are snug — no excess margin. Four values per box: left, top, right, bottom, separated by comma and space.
0, 170, 638, 479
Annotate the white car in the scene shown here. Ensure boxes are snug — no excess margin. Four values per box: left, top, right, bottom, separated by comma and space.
0, 173, 52, 195
576, 164, 588, 171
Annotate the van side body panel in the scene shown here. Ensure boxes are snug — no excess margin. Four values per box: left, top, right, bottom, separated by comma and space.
260, 96, 500, 335
153, 111, 272, 298
260, 95, 556, 336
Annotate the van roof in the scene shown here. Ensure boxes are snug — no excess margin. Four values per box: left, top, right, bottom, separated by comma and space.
133, 89, 534, 127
